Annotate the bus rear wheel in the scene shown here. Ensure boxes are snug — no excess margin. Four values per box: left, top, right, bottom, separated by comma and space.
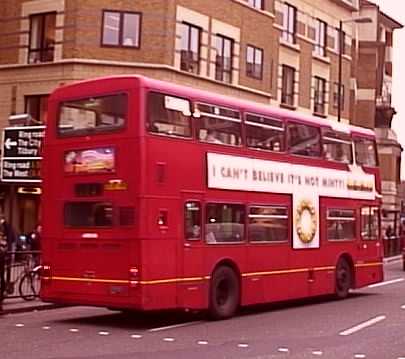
335, 258, 352, 299
209, 266, 239, 320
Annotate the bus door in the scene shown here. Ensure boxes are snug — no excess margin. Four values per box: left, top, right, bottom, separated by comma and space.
359, 205, 382, 262
180, 193, 205, 309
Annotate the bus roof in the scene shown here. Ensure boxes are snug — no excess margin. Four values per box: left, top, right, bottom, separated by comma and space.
51, 74, 375, 137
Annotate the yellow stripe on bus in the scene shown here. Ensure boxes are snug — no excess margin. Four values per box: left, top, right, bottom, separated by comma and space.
48, 262, 382, 286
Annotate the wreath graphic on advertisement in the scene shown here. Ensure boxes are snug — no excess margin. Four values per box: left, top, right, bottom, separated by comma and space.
295, 199, 317, 243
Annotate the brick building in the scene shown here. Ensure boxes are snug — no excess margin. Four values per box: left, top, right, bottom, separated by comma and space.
0, 0, 400, 234
354, 0, 403, 246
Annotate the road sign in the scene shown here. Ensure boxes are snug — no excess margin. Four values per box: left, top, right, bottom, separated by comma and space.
1, 125, 45, 182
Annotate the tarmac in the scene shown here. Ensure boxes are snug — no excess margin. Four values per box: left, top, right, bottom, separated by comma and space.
0, 255, 402, 316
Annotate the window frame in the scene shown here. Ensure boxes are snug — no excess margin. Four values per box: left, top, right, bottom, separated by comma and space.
287, 122, 322, 158
248, 205, 289, 243
314, 19, 327, 57
28, 12, 56, 64
196, 102, 242, 146
281, 65, 295, 107
215, 34, 234, 83
180, 22, 201, 74
322, 129, 353, 164
246, 45, 263, 80
361, 206, 380, 241
354, 137, 378, 167
101, 10, 142, 48
184, 201, 202, 241
282, 3, 297, 44
205, 202, 246, 244
25, 94, 49, 124
245, 112, 285, 152
332, 82, 345, 110
326, 208, 356, 242
247, 0, 264, 10
146, 92, 193, 139
314, 76, 326, 116
57, 92, 128, 138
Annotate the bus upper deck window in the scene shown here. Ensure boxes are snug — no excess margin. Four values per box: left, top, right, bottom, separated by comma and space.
354, 137, 377, 167
245, 113, 285, 152
287, 122, 321, 157
322, 130, 353, 164
58, 94, 126, 136
197, 103, 242, 146
147, 92, 192, 138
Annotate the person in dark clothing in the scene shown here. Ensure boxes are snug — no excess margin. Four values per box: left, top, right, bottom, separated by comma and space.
0, 215, 16, 290
0, 225, 7, 311
29, 224, 42, 266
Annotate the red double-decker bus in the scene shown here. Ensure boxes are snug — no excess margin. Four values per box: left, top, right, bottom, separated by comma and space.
41, 75, 383, 319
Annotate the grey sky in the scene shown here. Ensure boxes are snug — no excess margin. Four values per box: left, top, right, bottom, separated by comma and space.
372, 0, 405, 178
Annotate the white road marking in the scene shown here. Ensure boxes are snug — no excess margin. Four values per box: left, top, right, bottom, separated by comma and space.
163, 337, 175, 342
69, 328, 79, 333
237, 343, 249, 348
15, 323, 24, 327
130, 334, 142, 339
98, 331, 110, 336
354, 354, 366, 358
278, 347, 289, 353
149, 321, 203, 332
339, 315, 386, 336
401, 305, 405, 310
397, 357, 405, 359
312, 350, 323, 356
368, 278, 404, 288
197, 340, 208, 345
42, 326, 50, 330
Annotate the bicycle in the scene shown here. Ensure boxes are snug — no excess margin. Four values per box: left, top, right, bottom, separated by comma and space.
18, 265, 41, 301
5, 252, 40, 301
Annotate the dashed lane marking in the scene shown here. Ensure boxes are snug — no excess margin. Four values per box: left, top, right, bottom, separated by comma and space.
130, 334, 142, 339
339, 315, 386, 336
69, 328, 79, 333
15, 323, 24, 327
237, 343, 249, 348
312, 350, 323, 356
163, 337, 175, 342
354, 354, 366, 358
98, 331, 110, 336
278, 347, 289, 353
197, 340, 208, 345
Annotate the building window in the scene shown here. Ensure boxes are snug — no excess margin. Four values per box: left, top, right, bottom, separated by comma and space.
314, 76, 326, 115
333, 82, 344, 110
28, 12, 56, 64
281, 65, 295, 107
215, 35, 233, 83
180, 23, 201, 74
336, 28, 345, 54
282, 3, 297, 44
102, 10, 141, 47
25, 95, 49, 124
246, 45, 263, 79
247, 0, 264, 10
314, 19, 327, 57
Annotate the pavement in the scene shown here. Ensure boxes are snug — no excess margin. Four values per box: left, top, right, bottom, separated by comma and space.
0, 255, 402, 316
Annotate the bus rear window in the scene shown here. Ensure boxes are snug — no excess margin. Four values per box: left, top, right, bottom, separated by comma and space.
58, 94, 126, 136
64, 202, 113, 227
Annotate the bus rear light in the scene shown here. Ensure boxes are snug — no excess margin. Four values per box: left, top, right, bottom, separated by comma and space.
129, 267, 139, 287
41, 264, 52, 281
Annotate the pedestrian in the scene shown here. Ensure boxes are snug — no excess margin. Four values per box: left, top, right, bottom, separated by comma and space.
0, 215, 16, 288
29, 223, 42, 266
0, 223, 7, 311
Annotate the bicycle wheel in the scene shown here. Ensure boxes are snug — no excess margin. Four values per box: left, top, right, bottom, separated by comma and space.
19, 272, 39, 301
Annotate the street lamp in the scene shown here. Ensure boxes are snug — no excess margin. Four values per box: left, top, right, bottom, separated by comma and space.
338, 16, 372, 122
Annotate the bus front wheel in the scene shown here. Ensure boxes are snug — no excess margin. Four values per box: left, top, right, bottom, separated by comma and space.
209, 266, 240, 320
335, 258, 352, 299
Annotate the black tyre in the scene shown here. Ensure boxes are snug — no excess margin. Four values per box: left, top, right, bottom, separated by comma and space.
209, 266, 239, 320
335, 258, 352, 299
19, 272, 39, 301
